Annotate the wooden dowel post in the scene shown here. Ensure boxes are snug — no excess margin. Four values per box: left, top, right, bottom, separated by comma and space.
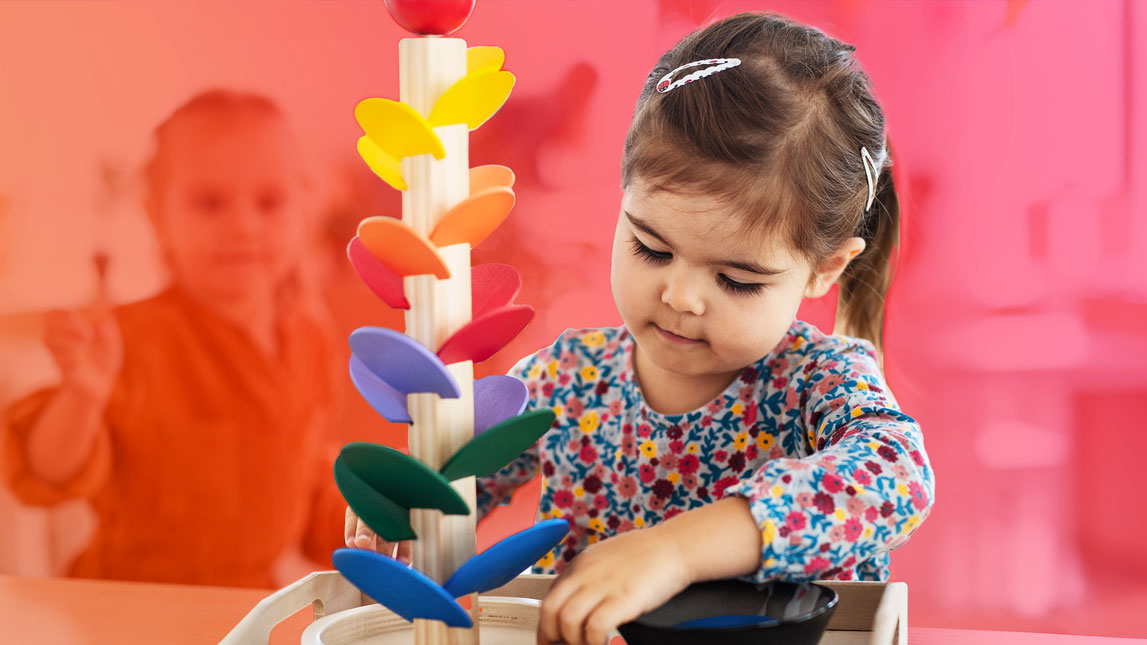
400, 36, 480, 645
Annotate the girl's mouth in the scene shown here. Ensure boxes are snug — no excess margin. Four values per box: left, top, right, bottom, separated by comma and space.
215, 252, 266, 265
653, 323, 702, 345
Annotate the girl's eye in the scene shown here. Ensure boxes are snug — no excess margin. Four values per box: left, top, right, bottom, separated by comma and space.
630, 237, 672, 264
632, 236, 765, 296
718, 274, 764, 296
191, 193, 224, 215
258, 192, 283, 215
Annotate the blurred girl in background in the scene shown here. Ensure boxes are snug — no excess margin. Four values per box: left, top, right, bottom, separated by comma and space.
2, 89, 345, 588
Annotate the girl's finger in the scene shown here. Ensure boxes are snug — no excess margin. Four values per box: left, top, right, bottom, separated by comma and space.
44, 329, 93, 352
344, 507, 358, 546
45, 311, 91, 337
583, 596, 628, 645
354, 517, 377, 550
43, 337, 79, 359
537, 578, 582, 645
557, 587, 608, 645
44, 324, 91, 342
395, 540, 411, 564
45, 348, 82, 372
93, 315, 122, 347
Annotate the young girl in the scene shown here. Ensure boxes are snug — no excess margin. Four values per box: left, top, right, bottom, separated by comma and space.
2, 89, 346, 588
346, 12, 935, 644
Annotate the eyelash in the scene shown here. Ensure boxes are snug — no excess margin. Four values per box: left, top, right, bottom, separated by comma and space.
629, 237, 765, 296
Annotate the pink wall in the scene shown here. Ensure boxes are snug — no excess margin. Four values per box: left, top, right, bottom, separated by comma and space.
1, 0, 1144, 637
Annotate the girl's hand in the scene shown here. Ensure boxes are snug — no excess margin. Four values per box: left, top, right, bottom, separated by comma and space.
343, 506, 411, 563
43, 309, 123, 402
536, 525, 693, 645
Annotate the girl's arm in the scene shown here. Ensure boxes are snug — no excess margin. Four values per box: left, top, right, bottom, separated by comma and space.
3, 311, 121, 503
656, 496, 762, 581
725, 337, 936, 582
3, 383, 116, 506
537, 496, 761, 645
26, 310, 120, 484
24, 383, 109, 484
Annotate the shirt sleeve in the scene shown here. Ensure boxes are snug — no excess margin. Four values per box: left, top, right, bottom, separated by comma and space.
2, 387, 114, 506
724, 336, 936, 582
474, 344, 556, 521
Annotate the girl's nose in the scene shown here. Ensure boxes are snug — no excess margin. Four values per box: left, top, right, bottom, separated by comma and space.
230, 205, 263, 237
661, 269, 705, 316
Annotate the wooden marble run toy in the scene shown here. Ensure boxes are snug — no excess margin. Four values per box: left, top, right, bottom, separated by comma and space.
328, 0, 567, 643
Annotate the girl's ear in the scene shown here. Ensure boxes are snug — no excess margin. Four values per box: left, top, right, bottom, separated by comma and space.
804, 237, 866, 298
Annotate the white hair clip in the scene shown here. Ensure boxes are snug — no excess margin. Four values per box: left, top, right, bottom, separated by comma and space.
860, 146, 881, 212
656, 58, 742, 94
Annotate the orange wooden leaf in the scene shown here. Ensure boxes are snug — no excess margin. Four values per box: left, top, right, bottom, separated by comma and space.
469, 165, 515, 194
429, 186, 515, 249
358, 217, 450, 279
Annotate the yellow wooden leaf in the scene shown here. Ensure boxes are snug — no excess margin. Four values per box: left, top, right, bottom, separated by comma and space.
355, 97, 445, 161
428, 70, 515, 130
357, 136, 407, 191
467, 46, 505, 75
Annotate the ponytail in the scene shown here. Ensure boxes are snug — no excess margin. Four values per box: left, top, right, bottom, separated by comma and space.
835, 144, 900, 359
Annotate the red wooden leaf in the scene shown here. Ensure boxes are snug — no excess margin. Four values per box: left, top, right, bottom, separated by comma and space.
437, 305, 534, 365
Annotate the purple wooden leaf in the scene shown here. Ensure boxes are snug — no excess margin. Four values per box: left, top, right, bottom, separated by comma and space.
349, 354, 411, 423
350, 327, 460, 398
473, 374, 528, 435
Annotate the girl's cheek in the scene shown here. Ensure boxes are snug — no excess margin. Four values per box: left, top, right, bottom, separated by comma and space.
277, 222, 308, 260
622, 252, 649, 281
616, 260, 643, 298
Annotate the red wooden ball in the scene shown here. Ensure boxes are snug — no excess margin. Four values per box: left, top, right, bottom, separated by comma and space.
383, 0, 476, 36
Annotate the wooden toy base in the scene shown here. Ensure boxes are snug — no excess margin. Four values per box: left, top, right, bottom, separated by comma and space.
223, 572, 907, 645
302, 596, 543, 644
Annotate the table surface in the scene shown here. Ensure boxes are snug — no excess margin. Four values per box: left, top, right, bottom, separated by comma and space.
0, 575, 1141, 644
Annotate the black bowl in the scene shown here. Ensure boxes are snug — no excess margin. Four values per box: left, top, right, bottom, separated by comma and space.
616, 579, 838, 645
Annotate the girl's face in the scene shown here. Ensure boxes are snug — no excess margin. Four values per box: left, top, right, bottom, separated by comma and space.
610, 178, 817, 382
151, 114, 308, 304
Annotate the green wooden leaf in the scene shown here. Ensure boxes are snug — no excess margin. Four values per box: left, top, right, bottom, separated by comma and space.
439, 409, 556, 481
334, 456, 416, 542
338, 442, 470, 529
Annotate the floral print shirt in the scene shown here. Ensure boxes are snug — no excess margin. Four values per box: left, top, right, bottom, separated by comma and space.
476, 320, 935, 583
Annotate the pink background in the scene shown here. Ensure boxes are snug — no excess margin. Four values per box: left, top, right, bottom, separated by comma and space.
0, 0, 1144, 638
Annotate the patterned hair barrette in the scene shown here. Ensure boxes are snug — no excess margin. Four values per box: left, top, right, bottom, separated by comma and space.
656, 58, 741, 94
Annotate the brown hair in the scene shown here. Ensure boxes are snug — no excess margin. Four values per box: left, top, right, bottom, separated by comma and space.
142, 88, 288, 215
622, 12, 900, 356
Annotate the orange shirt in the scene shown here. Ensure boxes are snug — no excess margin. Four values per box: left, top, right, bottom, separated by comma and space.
2, 287, 346, 588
